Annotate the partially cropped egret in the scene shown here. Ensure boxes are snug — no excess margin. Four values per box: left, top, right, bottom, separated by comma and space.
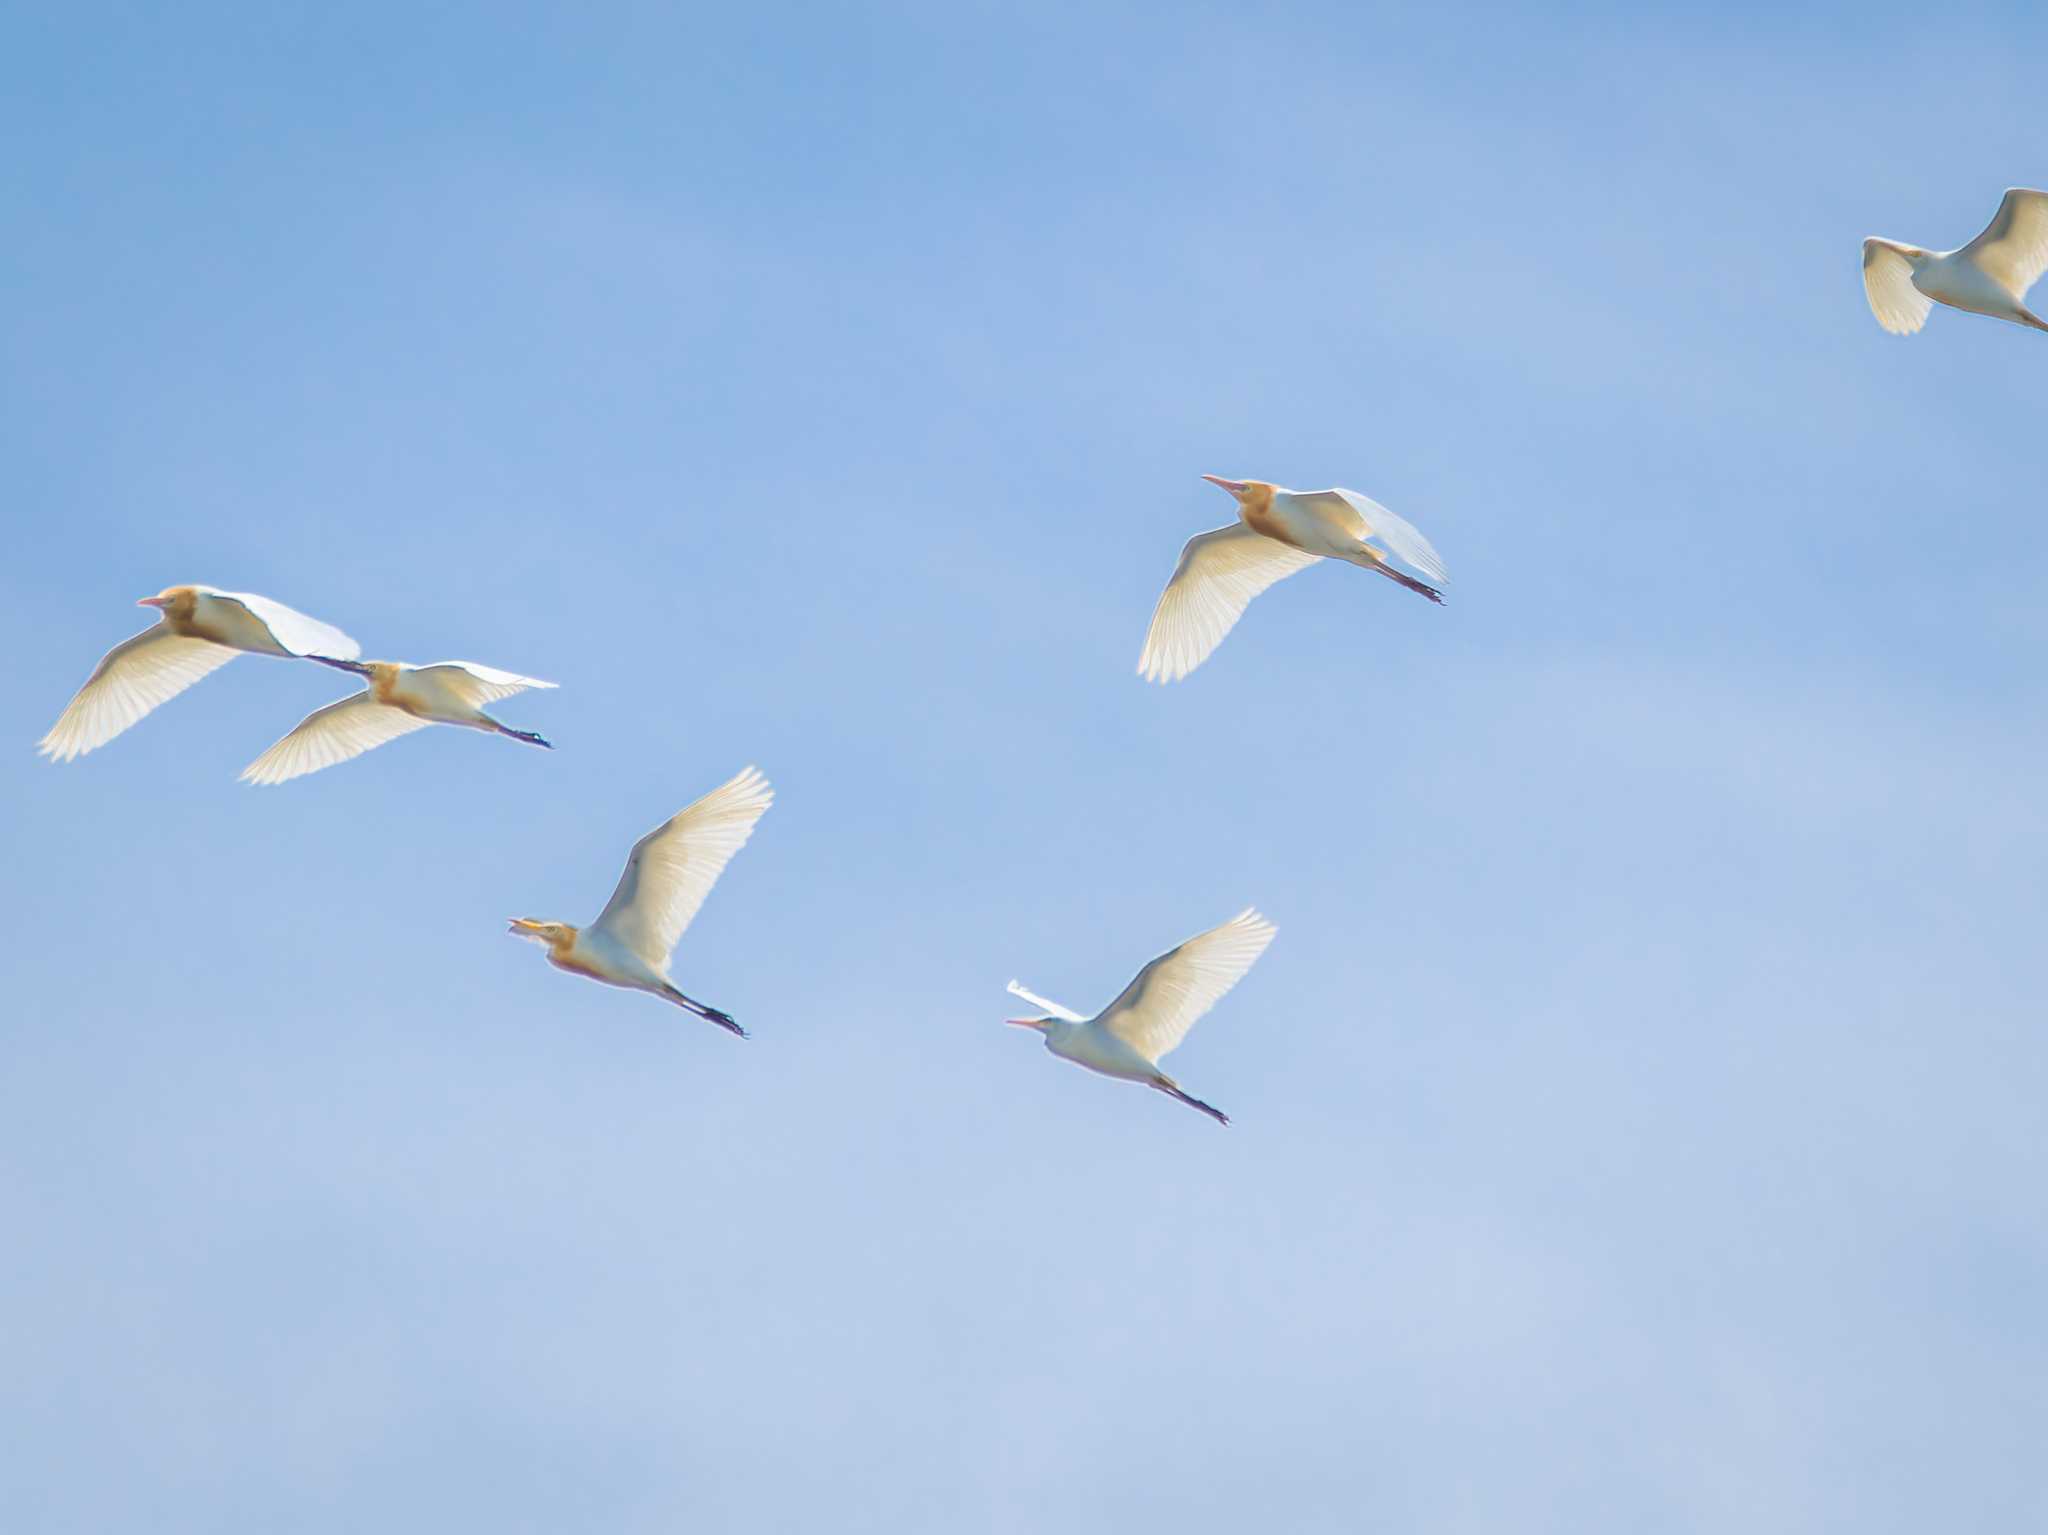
1862, 187, 2048, 335
1006, 907, 1276, 1125
1138, 477, 1447, 684
508, 766, 773, 1036
242, 658, 556, 785
39, 584, 359, 763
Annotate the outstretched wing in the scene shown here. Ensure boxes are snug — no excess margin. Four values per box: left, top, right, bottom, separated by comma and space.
1099, 908, 1276, 1063
240, 692, 433, 786
1299, 488, 1449, 585
1006, 980, 1087, 1024
1959, 187, 2048, 298
589, 766, 774, 967
409, 661, 557, 707
38, 626, 239, 762
1137, 525, 1319, 684
1862, 238, 1933, 334
197, 588, 360, 659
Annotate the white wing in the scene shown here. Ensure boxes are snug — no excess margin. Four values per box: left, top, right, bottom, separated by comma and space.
1099, 908, 1276, 1064
1006, 980, 1087, 1023
408, 661, 557, 707
1138, 525, 1320, 684
1862, 239, 1933, 334
589, 766, 774, 967
38, 625, 240, 762
1304, 488, 1448, 584
240, 692, 434, 785
1959, 187, 2048, 298
196, 587, 360, 658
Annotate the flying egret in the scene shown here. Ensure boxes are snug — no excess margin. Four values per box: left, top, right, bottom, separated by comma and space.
1138, 477, 1447, 684
1862, 188, 2048, 335
508, 766, 773, 1037
39, 584, 359, 763
241, 658, 556, 785
1005, 907, 1276, 1125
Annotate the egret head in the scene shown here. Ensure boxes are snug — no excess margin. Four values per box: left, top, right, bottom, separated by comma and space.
137, 586, 198, 621
508, 918, 572, 948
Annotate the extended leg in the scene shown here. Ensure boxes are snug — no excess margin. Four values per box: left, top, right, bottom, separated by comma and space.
1371, 561, 1444, 604
488, 717, 553, 749
1153, 1079, 1229, 1126
662, 983, 748, 1038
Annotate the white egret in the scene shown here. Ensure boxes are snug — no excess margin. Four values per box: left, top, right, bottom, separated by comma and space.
242, 658, 556, 785
1862, 188, 2048, 335
508, 766, 773, 1036
39, 584, 359, 763
1006, 907, 1276, 1125
1139, 477, 1446, 684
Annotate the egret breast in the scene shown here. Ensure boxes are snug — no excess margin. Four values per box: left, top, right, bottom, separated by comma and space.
1241, 500, 1293, 544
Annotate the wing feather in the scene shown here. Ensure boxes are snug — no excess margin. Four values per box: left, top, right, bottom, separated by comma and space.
1006, 980, 1087, 1023
589, 766, 774, 967
1959, 187, 2048, 297
197, 587, 360, 659
408, 661, 557, 707
1303, 488, 1449, 584
1137, 525, 1319, 684
1862, 239, 1933, 334
1099, 908, 1276, 1063
240, 693, 434, 785
38, 626, 239, 762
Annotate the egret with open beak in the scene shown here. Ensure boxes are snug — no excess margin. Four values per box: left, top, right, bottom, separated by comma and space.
508, 766, 773, 1036
1863, 187, 2048, 335
1005, 907, 1276, 1125
1138, 477, 1447, 684
39, 585, 360, 762
242, 657, 556, 785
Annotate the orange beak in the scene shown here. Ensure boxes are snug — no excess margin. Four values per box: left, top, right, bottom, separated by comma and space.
1004, 1017, 1043, 1029
1201, 475, 1248, 495
137, 595, 167, 609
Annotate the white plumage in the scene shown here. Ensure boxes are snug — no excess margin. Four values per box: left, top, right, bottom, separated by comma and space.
39, 585, 359, 763
242, 659, 556, 785
1863, 188, 2048, 335
1139, 477, 1446, 684
1006, 907, 1277, 1125
508, 767, 775, 1037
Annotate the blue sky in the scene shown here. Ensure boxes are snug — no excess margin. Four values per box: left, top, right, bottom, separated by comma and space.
4, 2, 2045, 1529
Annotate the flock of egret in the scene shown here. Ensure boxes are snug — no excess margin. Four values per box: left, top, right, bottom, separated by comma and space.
38, 190, 2048, 1123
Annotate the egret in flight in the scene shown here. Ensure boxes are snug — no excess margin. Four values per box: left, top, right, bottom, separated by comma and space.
242, 658, 556, 785
508, 766, 773, 1037
1139, 477, 1447, 684
39, 584, 359, 763
1006, 907, 1276, 1125
1862, 187, 2048, 335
